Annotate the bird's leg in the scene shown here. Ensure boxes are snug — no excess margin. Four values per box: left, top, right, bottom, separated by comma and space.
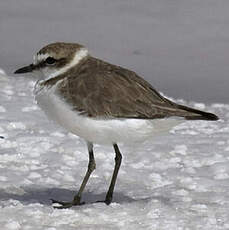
72, 142, 96, 204
103, 143, 122, 205
52, 142, 96, 209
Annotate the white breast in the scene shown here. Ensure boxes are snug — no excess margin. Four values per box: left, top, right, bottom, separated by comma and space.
34, 80, 183, 145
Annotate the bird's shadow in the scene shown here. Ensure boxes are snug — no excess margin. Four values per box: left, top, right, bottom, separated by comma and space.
0, 187, 135, 206
0, 186, 171, 207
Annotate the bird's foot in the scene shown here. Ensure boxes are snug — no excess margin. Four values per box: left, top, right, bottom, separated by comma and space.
96, 198, 112, 205
51, 197, 85, 209
97, 193, 113, 205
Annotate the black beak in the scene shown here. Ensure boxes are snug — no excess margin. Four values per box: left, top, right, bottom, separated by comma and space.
14, 64, 35, 74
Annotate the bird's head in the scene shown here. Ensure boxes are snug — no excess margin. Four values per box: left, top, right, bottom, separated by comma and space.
14, 42, 89, 80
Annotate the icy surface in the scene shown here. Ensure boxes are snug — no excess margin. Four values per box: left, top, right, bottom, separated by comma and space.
0, 71, 229, 229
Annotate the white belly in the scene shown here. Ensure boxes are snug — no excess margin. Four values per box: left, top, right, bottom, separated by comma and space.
34, 81, 183, 145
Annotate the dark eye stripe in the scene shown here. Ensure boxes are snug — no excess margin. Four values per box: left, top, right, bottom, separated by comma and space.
45, 57, 56, 65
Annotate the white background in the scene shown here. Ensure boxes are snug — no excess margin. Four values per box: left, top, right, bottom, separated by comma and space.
0, 1, 229, 229
0, 0, 229, 102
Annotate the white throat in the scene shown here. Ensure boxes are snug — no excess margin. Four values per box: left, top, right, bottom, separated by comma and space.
40, 48, 88, 81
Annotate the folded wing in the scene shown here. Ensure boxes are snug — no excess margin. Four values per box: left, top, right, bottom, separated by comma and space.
58, 57, 218, 121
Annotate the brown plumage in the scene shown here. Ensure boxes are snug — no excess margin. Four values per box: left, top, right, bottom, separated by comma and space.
43, 56, 218, 121
14, 42, 219, 209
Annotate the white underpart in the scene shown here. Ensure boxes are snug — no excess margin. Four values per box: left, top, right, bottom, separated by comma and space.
34, 81, 183, 145
35, 48, 88, 81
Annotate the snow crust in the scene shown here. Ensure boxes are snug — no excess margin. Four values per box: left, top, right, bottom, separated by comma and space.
0, 72, 228, 229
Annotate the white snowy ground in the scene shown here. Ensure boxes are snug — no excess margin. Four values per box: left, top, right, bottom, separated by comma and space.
0, 69, 228, 230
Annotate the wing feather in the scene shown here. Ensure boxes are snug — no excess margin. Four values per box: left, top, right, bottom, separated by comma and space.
56, 57, 218, 121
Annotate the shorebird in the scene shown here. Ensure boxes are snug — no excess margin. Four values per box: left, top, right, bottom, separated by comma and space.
14, 42, 218, 208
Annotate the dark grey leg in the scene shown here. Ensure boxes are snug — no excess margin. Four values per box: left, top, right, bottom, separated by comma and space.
52, 142, 96, 209
104, 143, 122, 205
72, 142, 96, 204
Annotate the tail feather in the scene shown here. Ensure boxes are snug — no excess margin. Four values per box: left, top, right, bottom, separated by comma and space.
177, 104, 219, 121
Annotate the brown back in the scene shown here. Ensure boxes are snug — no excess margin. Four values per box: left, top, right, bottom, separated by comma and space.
44, 56, 217, 120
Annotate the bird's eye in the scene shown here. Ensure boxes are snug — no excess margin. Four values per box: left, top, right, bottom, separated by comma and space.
45, 57, 56, 65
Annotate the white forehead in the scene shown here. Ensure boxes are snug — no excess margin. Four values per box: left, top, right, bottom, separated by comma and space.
35, 48, 89, 81
33, 53, 50, 65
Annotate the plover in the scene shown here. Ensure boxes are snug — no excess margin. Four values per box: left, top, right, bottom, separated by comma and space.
15, 42, 218, 208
